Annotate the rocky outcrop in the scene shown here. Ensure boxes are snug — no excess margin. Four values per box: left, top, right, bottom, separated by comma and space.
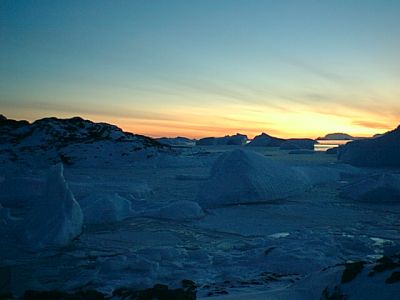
0, 115, 169, 167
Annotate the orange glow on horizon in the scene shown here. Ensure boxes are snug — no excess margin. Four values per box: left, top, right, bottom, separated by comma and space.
1, 105, 397, 140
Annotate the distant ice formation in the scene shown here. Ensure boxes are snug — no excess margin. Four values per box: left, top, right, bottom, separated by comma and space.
247, 132, 285, 147
156, 136, 196, 146
280, 138, 316, 150
196, 133, 248, 146
338, 125, 400, 167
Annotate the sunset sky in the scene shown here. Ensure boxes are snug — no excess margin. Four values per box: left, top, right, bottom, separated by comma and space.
1, 0, 399, 138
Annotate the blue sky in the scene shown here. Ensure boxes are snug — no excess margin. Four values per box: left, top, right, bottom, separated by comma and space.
1, 0, 399, 138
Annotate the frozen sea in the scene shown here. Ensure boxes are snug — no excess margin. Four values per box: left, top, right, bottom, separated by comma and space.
1, 145, 400, 299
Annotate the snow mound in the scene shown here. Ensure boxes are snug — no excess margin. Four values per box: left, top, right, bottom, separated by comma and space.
143, 200, 205, 221
196, 149, 309, 208
21, 164, 83, 250
79, 193, 134, 224
340, 173, 400, 203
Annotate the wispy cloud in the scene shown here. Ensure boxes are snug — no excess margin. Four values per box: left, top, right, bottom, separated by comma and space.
277, 55, 353, 86
352, 120, 393, 129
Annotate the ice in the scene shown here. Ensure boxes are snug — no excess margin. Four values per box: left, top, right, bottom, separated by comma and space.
79, 193, 134, 224
0, 204, 11, 233
196, 134, 248, 146
340, 173, 400, 203
294, 166, 343, 185
0, 171, 46, 207
247, 132, 285, 147
280, 138, 316, 150
338, 125, 400, 167
196, 149, 309, 207
19, 163, 83, 250
2, 118, 400, 298
0, 116, 169, 168
269, 232, 290, 239
142, 200, 205, 221
157, 136, 196, 146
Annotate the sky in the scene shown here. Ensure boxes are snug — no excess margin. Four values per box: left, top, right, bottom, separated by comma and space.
1, 0, 399, 138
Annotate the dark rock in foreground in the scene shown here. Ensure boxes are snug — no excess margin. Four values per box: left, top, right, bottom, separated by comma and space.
321, 254, 400, 300
337, 125, 400, 167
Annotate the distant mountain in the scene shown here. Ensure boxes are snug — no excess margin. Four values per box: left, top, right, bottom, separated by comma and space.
317, 133, 354, 140
0, 115, 169, 167
196, 133, 248, 146
246, 132, 285, 147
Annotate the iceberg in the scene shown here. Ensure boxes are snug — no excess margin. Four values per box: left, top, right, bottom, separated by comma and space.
79, 193, 134, 224
247, 133, 285, 147
20, 164, 83, 250
338, 125, 400, 167
340, 173, 400, 203
196, 149, 309, 208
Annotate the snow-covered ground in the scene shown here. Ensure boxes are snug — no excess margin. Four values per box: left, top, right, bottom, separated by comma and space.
1, 144, 400, 299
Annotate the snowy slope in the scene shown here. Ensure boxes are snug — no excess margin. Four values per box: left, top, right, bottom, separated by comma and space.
0, 115, 170, 168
